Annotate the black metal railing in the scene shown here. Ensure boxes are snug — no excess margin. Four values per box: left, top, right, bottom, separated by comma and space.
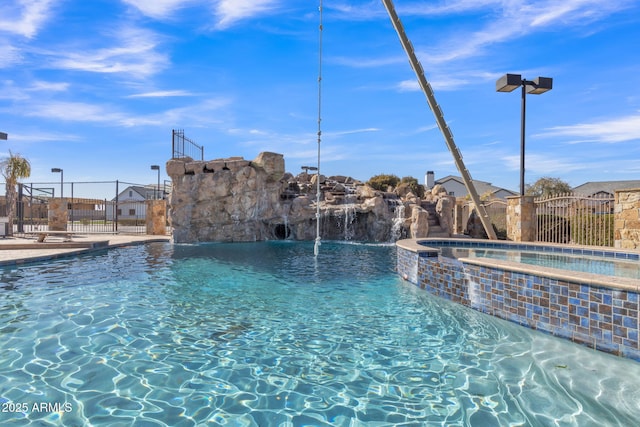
172, 129, 203, 160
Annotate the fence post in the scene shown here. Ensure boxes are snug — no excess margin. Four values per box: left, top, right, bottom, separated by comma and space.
146, 200, 167, 235
17, 183, 24, 233
614, 188, 640, 249
506, 195, 536, 242
48, 198, 68, 231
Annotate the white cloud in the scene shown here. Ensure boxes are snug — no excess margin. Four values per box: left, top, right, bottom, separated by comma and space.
24, 101, 127, 123
0, 0, 56, 38
28, 81, 70, 92
126, 90, 193, 98
537, 113, 640, 144
0, 43, 21, 68
49, 26, 168, 77
121, 0, 194, 19
502, 153, 587, 174
9, 131, 82, 144
213, 0, 280, 29
334, 0, 634, 95
18, 96, 231, 128
325, 128, 380, 137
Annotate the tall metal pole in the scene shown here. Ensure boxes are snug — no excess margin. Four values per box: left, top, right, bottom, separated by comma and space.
314, 0, 324, 256
380, 0, 497, 239
115, 180, 119, 233
520, 83, 527, 196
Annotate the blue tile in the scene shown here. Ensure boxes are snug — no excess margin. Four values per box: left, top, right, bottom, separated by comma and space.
623, 317, 637, 328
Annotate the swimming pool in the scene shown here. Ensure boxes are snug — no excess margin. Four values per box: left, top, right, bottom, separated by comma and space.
1, 241, 640, 426
432, 240, 640, 279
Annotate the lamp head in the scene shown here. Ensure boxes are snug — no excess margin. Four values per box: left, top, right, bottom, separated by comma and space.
496, 73, 522, 92
525, 77, 553, 94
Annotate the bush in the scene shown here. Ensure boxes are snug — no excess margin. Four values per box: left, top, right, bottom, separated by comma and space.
367, 174, 400, 192
537, 214, 571, 243
571, 214, 614, 246
399, 176, 425, 198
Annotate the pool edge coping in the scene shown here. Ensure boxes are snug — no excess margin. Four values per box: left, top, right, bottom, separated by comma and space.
0, 236, 171, 267
397, 238, 640, 292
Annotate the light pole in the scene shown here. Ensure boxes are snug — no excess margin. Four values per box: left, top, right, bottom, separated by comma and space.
150, 165, 160, 200
51, 168, 63, 198
496, 73, 553, 196
0, 132, 7, 140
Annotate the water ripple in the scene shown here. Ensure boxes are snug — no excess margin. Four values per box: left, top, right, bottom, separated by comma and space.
1, 242, 640, 426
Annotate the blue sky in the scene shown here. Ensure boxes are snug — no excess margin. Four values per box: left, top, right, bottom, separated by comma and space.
2, 0, 640, 196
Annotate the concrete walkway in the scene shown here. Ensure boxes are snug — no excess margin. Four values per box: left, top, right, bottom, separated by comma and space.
0, 233, 171, 266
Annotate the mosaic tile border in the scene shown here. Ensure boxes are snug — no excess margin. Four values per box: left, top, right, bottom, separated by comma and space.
396, 240, 640, 362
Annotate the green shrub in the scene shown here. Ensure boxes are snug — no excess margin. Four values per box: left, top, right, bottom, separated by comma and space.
570, 213, 614, 246
537, 214, 571, 243
399, 176, 425, 198
367, 174, 400, 192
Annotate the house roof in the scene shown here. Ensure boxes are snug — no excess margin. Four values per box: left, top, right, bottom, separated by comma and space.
435, 175, 517, 197
113, 185, 156, 201
572, 180, 640, 196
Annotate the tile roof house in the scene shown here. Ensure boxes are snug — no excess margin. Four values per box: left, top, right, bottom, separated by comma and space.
572, 180, 640, 197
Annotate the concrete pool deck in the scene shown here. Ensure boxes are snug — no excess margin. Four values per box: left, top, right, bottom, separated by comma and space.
0, 233, 171, 266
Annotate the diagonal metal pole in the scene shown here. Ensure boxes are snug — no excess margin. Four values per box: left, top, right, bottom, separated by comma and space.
381, 0, 497, 239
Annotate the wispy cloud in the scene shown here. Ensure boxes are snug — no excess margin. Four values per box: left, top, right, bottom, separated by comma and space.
19, 96, 231, 128
212, 0, 281, 29
502, 153, 588, 174
27, 81, 70, 92
24, 101, 127, 124
0, 43, 21, 68
49, 26, 168, 77
8, 131, 82, 144
325, 128, 380, 137
122, 0, 285, 29
121, 0, 194, 19
0, 0, 55, 38
537, 113, 640, 144
331, 55, 404, 68
416, 0, 633, 65
126, 90, 194, 98
336, 0, 633, 93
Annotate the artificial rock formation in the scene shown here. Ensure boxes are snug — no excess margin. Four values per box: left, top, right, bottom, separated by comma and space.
166, 152, 453, 243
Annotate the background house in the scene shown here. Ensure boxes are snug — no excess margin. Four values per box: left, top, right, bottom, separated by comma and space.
424, 171, 517, 199
572, 180, 640, 197
106, 185, 156, 221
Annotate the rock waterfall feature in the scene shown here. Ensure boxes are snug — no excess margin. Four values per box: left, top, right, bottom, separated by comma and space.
166, 152, 454, 243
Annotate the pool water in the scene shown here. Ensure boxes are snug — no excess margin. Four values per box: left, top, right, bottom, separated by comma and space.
1, 241, 640, 426
439, 246, 640, 279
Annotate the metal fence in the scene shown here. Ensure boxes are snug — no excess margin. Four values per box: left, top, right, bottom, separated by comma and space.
172, 129, 203, 160
535, 193, 614, 246
2, 180, 162, 235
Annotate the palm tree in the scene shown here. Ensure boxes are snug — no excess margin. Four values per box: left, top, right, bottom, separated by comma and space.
1, 152, 31, 236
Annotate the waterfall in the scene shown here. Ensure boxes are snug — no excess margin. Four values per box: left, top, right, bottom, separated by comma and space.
283, 214, 290, 239
343, 205, 356, 241
446, 257, 481, 310
390, 203, 405, 241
